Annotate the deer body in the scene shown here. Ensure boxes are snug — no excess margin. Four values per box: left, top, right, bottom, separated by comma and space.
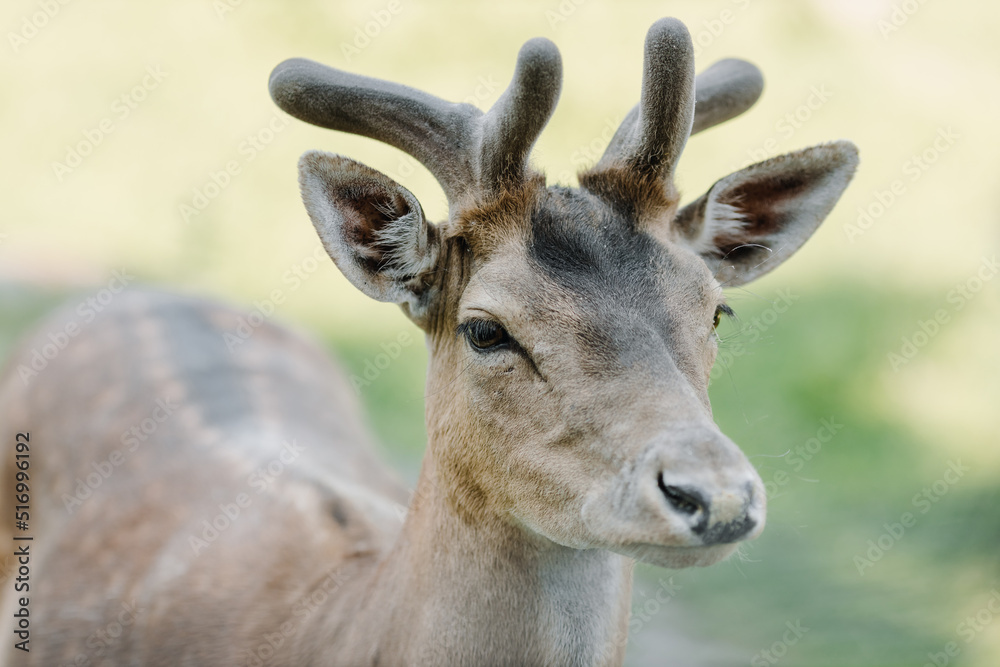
0, 18, 857, 666
0, 291, 629, 665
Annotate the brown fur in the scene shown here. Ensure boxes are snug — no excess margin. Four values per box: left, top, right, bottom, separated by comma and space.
578, 162, 680, 226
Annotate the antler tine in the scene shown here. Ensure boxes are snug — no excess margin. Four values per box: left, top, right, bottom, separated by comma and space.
479, 38, 562, 194
269, 40, 562, 205
590, 21, 765, 186
593, 18, 696, 180
269, 58, 481, 202
691, 58, 764, 134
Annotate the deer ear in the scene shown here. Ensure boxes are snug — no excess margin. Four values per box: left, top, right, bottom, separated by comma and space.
675, 141, 858, 287
298, 150, 440, 324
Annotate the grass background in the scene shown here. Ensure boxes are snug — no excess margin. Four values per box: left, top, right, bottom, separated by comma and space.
2, 0, 998, 664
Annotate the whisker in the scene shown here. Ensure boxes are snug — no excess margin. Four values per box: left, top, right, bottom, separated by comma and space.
749, 449, 791, 460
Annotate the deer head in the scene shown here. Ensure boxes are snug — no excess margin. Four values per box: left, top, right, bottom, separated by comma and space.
269, 18, 858, 568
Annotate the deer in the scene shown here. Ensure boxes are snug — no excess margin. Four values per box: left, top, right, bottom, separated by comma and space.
0, 17, 857, 667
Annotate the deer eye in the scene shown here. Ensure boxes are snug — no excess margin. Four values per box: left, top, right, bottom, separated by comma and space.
461, 319, 512, 351
713, 304, 734, 329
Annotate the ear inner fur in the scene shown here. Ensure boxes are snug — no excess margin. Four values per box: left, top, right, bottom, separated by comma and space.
674, 141, 860, 286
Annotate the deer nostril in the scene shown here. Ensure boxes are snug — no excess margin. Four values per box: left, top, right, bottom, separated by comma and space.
660, 484, 699, 514
657, 473, 709, 532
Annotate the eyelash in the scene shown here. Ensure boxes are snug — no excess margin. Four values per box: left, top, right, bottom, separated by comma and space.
458, 319, 513, 352
713, 304, 735, 329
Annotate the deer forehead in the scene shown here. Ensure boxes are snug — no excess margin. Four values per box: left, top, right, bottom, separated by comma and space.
456, 186, 720, 374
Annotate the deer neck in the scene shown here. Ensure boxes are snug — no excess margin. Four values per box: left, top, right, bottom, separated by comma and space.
351, 447, 633, 667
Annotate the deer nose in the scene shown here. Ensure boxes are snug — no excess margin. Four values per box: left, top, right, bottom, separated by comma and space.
657, 473, 760, 545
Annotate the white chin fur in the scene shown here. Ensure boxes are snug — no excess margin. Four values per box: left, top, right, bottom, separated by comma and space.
610, 542, 740, 568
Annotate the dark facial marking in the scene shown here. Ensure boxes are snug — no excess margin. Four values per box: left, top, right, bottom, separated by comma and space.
527, 187, 677, 374
528, 187, 661, 299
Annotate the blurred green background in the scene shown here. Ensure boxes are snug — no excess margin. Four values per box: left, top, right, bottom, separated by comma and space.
2, 0, 998, 665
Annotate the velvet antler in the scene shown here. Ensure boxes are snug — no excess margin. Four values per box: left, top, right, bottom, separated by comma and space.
269, 39, 562, 204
